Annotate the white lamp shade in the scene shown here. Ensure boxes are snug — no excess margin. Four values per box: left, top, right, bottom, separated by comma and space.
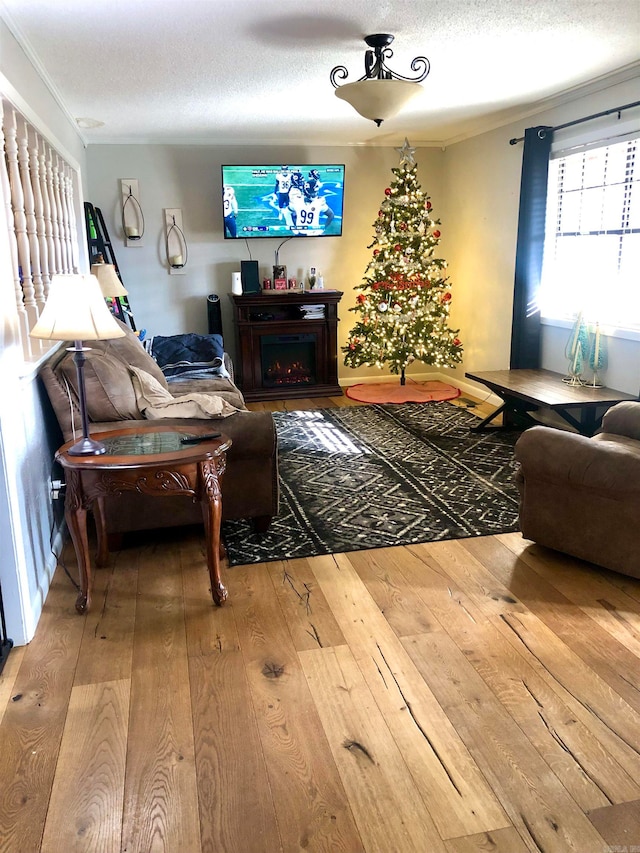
30, 274, 127, 341
335, 79, 422, 123
90, 262, 128, 297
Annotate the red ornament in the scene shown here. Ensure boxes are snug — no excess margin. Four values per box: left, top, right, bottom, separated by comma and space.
426, 201, 432, 210
453, 338, 462, 346
357, 293, 366, 303
378, 210, 384, 217
384, 188, 392, 196
394, 244, 402, 252
399, 222, 407, 231
441, 292, 452, 303
433, 230, 441, 238
373, 249, 379, 256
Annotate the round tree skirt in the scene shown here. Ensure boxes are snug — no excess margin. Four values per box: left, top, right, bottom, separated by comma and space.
345, 381, 461, 404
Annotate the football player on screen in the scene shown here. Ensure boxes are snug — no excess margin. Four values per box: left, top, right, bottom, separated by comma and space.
285, 186, 334, 235
223, 185, 238, 237
274, 166, 293, 219
304, 169, 323, 201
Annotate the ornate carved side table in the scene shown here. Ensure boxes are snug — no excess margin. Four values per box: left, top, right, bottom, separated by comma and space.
55, 425, 232, 614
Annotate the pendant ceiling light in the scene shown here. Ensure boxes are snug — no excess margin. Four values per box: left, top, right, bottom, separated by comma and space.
330, 33, 430, 127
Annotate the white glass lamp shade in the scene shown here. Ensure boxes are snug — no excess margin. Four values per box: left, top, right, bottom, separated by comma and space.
90, 262, 128, 298
335, 79, 422, 124
30, 274, 126, 342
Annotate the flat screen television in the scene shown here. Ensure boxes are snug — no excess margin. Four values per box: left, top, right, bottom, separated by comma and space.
221, 164, 344, 239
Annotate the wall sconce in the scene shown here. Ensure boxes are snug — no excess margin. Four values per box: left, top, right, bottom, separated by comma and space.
164, 208, 188, 275
120, 179, 145, 246
330, 33, 430, 126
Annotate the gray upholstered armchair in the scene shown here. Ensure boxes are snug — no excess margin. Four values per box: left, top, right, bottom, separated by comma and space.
514, 401, 640, 578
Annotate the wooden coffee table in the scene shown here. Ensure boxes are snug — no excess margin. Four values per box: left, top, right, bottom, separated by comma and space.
466, 369, 637, 436
55, 424, 232, 614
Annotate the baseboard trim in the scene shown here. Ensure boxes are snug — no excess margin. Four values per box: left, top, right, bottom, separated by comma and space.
339, 370, 443, 386
20, 525, 64, 647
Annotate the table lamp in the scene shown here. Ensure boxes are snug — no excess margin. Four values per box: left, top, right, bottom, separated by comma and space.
30, 273, 126, 456
90, 256, 128, 298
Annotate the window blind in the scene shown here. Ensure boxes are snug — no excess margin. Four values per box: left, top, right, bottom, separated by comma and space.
539, 134, 639, 332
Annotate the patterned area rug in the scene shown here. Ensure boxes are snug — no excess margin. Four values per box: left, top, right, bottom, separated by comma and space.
223, 403, 521, 566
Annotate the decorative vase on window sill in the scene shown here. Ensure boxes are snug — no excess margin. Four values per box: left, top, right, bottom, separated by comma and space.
586, 321, 606, 387
563, 312, 588, 386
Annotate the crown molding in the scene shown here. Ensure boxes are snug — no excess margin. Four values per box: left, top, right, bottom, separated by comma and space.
0, 4, 88, 147
0, 72, 83, 169
437, 61, 640, 148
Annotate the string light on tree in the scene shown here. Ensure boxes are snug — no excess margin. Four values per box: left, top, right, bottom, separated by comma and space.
343, 138, 462, 384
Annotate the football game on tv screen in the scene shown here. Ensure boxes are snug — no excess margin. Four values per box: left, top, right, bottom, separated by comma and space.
221, 164, 344, 239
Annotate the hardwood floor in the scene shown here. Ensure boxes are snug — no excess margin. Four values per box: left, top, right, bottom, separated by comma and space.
1, 395, 639, 852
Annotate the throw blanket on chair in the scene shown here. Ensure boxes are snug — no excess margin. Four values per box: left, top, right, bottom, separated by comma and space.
130, 366, 239, 419
147, 333, 230, 381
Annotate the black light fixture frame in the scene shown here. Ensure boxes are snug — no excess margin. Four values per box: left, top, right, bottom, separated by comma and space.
121, 184, 145, 240
166, 215, 188, 269
330, 33, 430, 88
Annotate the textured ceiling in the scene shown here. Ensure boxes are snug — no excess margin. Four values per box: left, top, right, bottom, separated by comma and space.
2, 0, 639, 146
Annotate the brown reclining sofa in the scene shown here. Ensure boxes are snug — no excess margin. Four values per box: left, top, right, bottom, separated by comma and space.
38, 319, 278, 544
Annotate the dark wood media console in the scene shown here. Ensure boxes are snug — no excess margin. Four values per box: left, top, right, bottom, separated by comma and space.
231, 291, 343, 401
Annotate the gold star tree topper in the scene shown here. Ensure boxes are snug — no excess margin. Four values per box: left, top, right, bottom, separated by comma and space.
395, 138, 416, 166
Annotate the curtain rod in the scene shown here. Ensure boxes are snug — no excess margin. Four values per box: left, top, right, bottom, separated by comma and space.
508, 99, 640, 145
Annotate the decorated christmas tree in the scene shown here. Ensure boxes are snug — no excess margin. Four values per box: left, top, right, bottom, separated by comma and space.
343, 139, 463, 385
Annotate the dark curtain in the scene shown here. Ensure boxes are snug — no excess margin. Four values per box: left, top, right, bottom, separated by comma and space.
510, 125, 553, 368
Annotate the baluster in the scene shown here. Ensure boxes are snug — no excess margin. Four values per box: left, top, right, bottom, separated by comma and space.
67, 166, 80, 273
4, 107, 40, 334
55, 154, 71, 273
29, 128, 50, 301
38, 142, 55, 292
17, 116, 44, 312
60, 160, 79, 273
45, 147, 62, 274
51, 155, 69, 273
1, 101, 33, 357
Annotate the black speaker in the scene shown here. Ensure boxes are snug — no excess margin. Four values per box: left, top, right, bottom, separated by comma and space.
240, 260, 260, 294
207, 294, 223, 336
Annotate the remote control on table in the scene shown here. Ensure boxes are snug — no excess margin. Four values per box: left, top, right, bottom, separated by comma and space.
180, 433, 222, 444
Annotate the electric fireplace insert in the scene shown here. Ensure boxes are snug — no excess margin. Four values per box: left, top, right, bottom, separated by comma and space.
230, 291, 343, 401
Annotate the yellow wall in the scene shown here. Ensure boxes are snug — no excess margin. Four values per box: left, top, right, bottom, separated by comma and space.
440, 125, 522, 386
